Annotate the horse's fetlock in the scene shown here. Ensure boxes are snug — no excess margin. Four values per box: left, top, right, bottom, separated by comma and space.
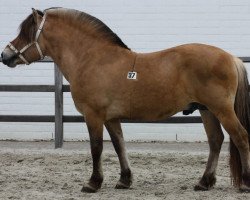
194, 173, 216, 191
90, 174, 103, 184
121, 168, 132, 179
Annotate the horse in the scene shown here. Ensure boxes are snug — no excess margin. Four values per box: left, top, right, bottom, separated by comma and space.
1, 8, 250, 193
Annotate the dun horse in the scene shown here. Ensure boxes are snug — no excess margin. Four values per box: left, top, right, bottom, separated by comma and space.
1, 8, 250, 193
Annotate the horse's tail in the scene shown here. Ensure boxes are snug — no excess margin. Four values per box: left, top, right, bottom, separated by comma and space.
231, 57, 250, 187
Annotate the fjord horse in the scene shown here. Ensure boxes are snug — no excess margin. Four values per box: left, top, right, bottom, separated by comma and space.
1, 8, 250, 192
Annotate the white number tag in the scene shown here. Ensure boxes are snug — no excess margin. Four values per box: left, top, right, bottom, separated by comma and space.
127, 71, 137, 80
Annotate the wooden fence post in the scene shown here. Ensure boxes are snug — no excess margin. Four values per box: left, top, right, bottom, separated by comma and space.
54, 64, 64, 148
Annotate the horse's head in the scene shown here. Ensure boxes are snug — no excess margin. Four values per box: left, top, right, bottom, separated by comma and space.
1, 9, 46, 67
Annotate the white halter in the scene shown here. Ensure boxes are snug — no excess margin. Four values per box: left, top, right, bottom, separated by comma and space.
8, 13, 47, 65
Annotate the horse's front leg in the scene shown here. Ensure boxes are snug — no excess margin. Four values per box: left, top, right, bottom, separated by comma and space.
105, 119, 133, 189
81, 110, 104, 193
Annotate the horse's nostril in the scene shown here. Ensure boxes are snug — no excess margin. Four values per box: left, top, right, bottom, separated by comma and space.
1, 53, 9, 65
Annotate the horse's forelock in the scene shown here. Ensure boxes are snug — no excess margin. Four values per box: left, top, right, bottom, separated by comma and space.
18, 10, 44, 42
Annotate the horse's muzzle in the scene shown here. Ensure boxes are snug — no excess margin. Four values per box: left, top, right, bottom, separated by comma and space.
1, 51, 17, 67
1, 52, 9, 65
1, 56, 11, 66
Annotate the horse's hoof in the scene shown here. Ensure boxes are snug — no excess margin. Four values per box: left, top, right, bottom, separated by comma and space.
194, 174, 216, 191
241, 173, 250, 192
194, 183, 209, 191
81, 184, 99, 193
239, 185, 250, 193
115, 180, 131, 189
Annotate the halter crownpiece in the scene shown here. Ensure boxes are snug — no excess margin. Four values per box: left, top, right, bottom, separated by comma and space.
8, 12, 47, 65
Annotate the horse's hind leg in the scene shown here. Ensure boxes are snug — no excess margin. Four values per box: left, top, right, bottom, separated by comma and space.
105, 119, 132, 189
215, 107, 250, 190
194, 110, 224, 191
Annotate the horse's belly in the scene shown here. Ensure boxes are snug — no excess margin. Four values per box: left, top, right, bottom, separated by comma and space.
130, 95, 182, 121
130, 83, 189, 121
131, 107, 176, 121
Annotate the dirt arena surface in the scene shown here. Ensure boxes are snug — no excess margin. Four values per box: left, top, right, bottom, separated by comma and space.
0, 141, 249, 200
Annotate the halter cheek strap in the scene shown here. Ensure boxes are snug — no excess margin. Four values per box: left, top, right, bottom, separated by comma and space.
35, 13, 47, 58
8, 13, 47, 65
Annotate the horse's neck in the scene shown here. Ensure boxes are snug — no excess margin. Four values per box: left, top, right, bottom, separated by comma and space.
44, 30, 107, 82
43, 16, 132, 83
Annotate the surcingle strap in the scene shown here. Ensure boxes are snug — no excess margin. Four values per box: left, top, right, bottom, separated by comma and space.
183, 103, 207, 115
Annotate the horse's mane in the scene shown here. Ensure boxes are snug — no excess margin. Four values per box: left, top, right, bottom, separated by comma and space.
18, 8, 130, 50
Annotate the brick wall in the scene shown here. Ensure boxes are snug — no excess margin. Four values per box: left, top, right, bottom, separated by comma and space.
0, 0, 249, 141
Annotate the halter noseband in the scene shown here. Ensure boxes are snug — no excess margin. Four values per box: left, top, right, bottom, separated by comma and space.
8, 13, 47, 65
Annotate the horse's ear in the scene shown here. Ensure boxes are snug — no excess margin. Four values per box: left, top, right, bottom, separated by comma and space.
32, 8, 40, 24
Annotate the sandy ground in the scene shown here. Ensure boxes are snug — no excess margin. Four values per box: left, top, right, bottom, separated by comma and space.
0, 141, 249, 200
